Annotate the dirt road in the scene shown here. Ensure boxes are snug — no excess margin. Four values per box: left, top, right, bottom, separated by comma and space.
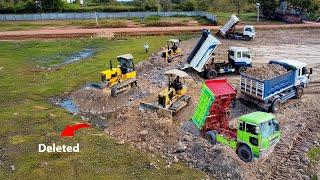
0, 23, 320, 40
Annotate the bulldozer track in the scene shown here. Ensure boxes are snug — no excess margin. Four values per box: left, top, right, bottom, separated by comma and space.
255, 119, 317, 180
252, 97, 319, 180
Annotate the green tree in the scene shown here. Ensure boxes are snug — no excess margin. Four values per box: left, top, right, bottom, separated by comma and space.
196, 0, 210, 11
259, 0, 279, 19
288, 0, 319, 13
181, 0, 196, 11
159, 0, 172, 11
41, 0, 65, 12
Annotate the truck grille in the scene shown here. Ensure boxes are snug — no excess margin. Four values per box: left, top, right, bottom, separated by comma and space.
270, 136, 279, 146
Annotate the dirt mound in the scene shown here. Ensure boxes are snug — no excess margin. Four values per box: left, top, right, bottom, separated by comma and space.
71, 87, 111, 114
244, 64, 288, 80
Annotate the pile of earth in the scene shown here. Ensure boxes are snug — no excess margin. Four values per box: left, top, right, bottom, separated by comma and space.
244, 64, 288, 80
245, 64, 288, 80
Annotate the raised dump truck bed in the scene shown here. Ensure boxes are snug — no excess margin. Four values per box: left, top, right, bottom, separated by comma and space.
185, 29, 221, 73
191, 79, 281, 162
192, 79, 236, 134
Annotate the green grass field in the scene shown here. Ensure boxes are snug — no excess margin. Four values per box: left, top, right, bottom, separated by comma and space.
0, 16, 213, 32
0, 36, 205, 179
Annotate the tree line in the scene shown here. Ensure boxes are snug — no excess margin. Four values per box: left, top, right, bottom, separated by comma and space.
0, 0, 318, 17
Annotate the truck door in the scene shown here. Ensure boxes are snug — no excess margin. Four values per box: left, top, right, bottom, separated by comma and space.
238, 122, 260, 157
295, 67, 309, 87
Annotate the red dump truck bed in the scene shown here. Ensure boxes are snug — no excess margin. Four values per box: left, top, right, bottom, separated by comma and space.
192, 79, 237, 138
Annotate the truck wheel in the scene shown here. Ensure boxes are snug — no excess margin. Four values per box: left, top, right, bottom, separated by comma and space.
238, 66, 247, 74
295, 87, 303, 99
244, 35, 251, 41
206, 70, 217, 79
271, 99, 281, 113
205, 131, 217, 145
237, 144, 253, 162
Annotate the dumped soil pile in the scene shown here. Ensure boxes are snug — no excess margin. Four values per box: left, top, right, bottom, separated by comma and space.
71, 87, 111, 114
244, 64, 288, 80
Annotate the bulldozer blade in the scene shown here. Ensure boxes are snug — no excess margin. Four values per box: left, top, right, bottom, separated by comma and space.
139, 102, 173, 119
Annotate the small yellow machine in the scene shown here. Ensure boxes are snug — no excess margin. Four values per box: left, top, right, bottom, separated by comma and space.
162, 39, 182, 63
139, 69, 191, 118
100, 54, 137, 96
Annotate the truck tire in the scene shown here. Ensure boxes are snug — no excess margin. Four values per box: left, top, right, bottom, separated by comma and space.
244, 35, 251, 41
295, 87, 303, 99
206, 70, 217, 79
271, 99, 281, 113
238, 66, 247, 74
237, 144, 253, 162
205, 131, 217, 145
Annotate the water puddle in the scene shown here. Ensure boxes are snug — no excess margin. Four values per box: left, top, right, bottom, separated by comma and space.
57, 48, 96, 67
53, 98, 108, 129
37, 48, 96, 68
60, 99, 79, 114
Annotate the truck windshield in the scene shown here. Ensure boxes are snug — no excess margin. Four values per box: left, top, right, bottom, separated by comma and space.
260, 119, 280, 138
242, 51, 251, 58
245, 28, 252, 32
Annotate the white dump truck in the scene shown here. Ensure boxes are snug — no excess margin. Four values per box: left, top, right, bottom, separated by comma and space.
183, 29, 253, 79
216, 15, 256, 41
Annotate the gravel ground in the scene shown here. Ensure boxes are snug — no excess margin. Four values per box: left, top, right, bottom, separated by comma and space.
64, 28, 320, 179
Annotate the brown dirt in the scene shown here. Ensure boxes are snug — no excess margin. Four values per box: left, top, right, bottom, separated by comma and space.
65, 28, 320, 179
0, 23, 320, 40
244, 64, 288, 80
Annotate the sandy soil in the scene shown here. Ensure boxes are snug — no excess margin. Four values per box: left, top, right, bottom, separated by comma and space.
61, 28, 320, 179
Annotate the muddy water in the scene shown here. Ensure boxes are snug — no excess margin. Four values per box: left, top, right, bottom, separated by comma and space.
57, 48, 96, 67
54, 98, 109, 129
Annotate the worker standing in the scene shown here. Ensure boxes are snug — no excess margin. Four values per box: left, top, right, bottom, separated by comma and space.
144, 43, 149, 53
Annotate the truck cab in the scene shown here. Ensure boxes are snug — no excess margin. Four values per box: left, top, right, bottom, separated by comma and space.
243, 25, 256, 39
228, 47, 252, 73
236, 112, 281, 162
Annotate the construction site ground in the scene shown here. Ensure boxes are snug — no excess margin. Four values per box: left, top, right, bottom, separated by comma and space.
0, 23, 320, 40
62, 28, 320, 179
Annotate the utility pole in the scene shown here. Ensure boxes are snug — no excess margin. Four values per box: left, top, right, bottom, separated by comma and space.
256, 3, 261, 23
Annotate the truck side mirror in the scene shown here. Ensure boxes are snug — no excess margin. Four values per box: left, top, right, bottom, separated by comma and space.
310, 68, 313, 74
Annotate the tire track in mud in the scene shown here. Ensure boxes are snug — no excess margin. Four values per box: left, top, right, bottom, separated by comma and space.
251, 96, 319, 180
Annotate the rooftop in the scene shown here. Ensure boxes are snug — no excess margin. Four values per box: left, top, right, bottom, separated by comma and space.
271, 59, 307, 69
117, 54, 134, 60
240, 111, 275, 125
229, 46, 249, 52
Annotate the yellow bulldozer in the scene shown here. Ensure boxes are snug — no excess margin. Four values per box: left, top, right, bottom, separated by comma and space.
139, 69, 191, 118
162, 39, 182, 63
100, 54, 137, 96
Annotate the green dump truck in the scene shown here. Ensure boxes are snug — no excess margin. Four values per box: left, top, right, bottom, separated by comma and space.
191, 79, 281, 162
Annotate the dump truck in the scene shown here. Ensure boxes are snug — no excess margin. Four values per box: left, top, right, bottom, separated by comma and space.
183, 29, 252, 79
191, 79, 281, 162
240, 59, 312, 113
216, 14, 256, 41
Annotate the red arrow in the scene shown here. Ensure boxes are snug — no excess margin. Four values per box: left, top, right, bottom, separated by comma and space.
60, 123, 91, 137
